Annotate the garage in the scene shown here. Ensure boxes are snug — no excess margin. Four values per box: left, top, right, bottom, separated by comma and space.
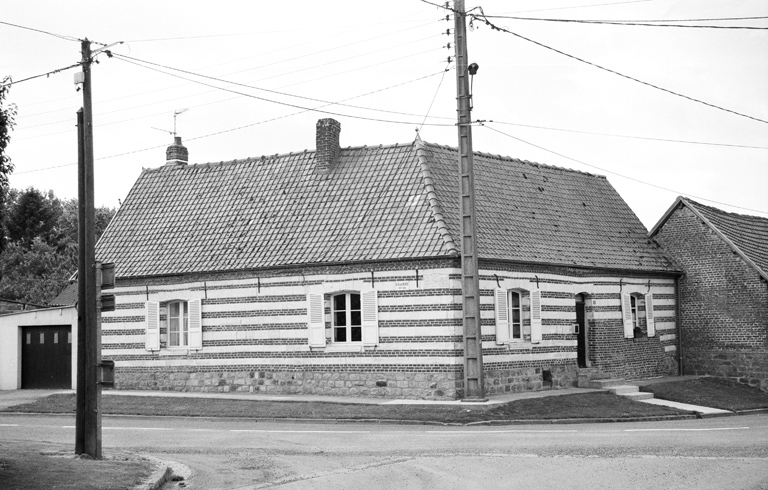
21, 325, 72, 389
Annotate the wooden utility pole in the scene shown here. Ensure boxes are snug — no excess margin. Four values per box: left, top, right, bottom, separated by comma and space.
75, 38, 102, 459
454, 0, 484, 399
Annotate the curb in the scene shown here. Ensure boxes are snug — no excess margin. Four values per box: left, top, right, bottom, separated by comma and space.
135, 460, 172, 490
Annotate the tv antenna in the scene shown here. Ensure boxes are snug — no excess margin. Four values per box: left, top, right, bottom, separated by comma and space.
152, 108, 189, 137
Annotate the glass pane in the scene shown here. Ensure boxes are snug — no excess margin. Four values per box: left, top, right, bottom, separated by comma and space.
334, 312, 346, 326
68, 332, 72, 343
40, 333, 45, 344
512, 309, 520, 324
351, 326, 362, 342
510, 292, 520, 308
334, 327, 346, 342
333, 294, 346, 311
512, 322, 521, 339
351, 311, 361, 326
26, 333, 31, 344
169, 318, 179, 333
350, 293, 361, 310
54, 333, 59, 344
169, 332, 179, 347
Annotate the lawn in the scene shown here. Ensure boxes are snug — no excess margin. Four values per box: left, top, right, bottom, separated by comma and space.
640, 377, 768, 411
4, 391, 690, 423
0, 440, 156, 490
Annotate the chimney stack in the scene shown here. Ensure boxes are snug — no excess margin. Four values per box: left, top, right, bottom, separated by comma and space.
315, 118, 341, 175
166, 136, 188, 165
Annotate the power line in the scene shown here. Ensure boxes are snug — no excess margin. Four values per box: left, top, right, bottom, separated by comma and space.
483, 124, 768, 215
477, 14, 768, 29
489, 120, 768, 150
0, 20, 80, 42
0, 62, 81, 88
420, 63, 453, 133
470, 13, 768, 125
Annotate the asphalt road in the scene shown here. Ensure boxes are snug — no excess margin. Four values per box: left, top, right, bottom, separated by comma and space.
1, 413, 767, 489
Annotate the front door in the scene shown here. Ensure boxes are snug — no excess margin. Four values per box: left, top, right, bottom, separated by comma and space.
21, 325, 72, 389
575, 294, 587, 368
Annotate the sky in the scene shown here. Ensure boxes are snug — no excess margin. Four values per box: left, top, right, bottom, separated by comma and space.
2, 0, 767, 230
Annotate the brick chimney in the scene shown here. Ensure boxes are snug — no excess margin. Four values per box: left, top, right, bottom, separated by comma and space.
315, 118, 341, 175
166, 136, 188, 165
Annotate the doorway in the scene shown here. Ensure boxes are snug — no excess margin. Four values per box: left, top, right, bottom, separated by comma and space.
21, 325, 72, 389
575, 294, 588, 368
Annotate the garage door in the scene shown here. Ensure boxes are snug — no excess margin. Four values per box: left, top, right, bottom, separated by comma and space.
21, 325, 72, 389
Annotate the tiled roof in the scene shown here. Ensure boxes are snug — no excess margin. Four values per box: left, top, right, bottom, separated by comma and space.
49, 281, 77, 306
97, 139, 676, 277
684, 198, 768, 278
423, 144, 675, 272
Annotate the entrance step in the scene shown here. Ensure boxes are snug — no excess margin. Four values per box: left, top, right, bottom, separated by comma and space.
588, 378, 626, 389
620, 391, 654, 401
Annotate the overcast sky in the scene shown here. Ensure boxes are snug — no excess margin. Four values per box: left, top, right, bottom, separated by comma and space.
2, 0, 767, 229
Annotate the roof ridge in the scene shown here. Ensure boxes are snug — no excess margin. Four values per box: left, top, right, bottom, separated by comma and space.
419, 141, 606, 179
414, 140, 459, 256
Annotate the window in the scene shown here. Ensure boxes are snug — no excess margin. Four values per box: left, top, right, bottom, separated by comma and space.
145, 299, 203, 351
168, 300, 189, 347
332, 293, 362, 343
495, 288, 542, 345
621, 292, 655, 339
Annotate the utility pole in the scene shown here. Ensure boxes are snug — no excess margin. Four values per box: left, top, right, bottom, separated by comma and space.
453, 0, 484, 400
75, 38, 102, 459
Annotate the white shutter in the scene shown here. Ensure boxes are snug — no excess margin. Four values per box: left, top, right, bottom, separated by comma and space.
188, 299, 203, 349
495, 289, 509, 345
621, 292, 634, 338
145, 301, 160, 351
645, 293, 655, 337
530, 289, 542, 344
307, 293, 326, 347
362, 290, 379, 347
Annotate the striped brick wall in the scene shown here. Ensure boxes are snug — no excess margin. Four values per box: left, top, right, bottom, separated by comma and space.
101, 259, 678, 399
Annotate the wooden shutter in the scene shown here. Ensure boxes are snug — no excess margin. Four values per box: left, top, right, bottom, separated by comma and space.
495, 289, 509, 345
362, 289, 379, 347
644, 293, 655, 337
530, 289, 542, 344
188, 299, 203, 349
307, 293, 326, 347
621, 292, 634, 338
145, 301, 160, 351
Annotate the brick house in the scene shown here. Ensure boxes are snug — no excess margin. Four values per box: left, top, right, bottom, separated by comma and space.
650, 197, 768, 391
94, 118, 679, 399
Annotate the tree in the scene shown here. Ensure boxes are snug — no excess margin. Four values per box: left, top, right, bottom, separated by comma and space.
0, 238, 77, 304
4, 187, 62, 248
0, 76, 17, 252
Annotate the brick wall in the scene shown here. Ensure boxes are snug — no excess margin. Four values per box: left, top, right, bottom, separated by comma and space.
654, 204, 768, 391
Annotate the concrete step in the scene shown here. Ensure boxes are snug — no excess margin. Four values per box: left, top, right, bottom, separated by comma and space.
621, 391, 654, 401
606, 385, 640, 395
588, 379, 626, 389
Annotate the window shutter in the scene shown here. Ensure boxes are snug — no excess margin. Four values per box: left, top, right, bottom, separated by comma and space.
494, 289, 509, 345
307, 293, 326, 347
188, 299, 203, 349
362, 289, 379, 346
145, 301, 160, 351
621, 292, 634, 338
644, 293, 655, 337
530, 289, 542, 344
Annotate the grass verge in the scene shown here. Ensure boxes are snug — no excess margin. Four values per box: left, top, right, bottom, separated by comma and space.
4, 391, 690, 423
641, 377, 768, 411
0, 440, 156, 490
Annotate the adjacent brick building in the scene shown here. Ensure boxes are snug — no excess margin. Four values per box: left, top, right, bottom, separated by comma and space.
92, 118, 680, 399
651, 197, 768, 391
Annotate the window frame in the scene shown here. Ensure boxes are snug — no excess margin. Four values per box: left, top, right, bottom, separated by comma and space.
331, 292, 363, 344
167, 300, 190, 348
508, 290, 524, 342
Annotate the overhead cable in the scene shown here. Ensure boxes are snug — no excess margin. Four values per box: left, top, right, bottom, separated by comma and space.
483, 124, 768, 215
477, 14, 768, 29
0, 62, 82, 88
471, 13, 768, 125
0, 20, 80, 42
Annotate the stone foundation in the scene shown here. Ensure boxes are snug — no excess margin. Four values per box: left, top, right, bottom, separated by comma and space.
483, 363, 578, 395
115, 367, 462, 400
685, 348, 768, 392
